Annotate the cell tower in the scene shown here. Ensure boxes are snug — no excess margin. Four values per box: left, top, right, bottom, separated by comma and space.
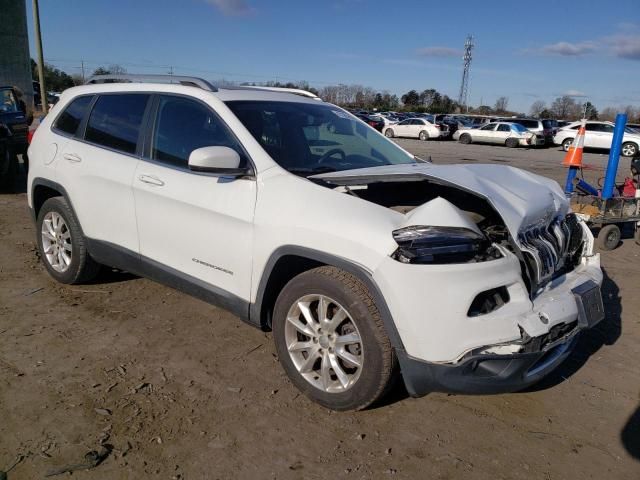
457, 35, 474, 112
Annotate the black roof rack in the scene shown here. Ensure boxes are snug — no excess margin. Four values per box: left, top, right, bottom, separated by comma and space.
85, 74, 217, 92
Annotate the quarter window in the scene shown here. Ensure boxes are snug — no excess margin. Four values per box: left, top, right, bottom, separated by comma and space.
151, 95, 245, 168
54, 95, 93, 136
85, 94, 149, 155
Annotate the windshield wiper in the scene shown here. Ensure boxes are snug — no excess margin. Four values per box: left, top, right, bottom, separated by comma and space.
287, 166, 338, 176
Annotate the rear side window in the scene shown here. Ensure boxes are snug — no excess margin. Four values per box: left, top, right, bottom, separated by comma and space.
151, 95, 245, 169
85, 94, 149, 154
54, 95, 93, 135
497, 124, 510, 132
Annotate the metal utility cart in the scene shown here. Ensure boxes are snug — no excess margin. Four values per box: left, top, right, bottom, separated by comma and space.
571, 195, 640, 250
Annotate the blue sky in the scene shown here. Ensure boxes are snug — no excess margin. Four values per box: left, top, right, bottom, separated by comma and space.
26, 0, 640, 112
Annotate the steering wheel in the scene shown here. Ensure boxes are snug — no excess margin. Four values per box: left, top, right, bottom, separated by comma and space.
317, 148, 346, 164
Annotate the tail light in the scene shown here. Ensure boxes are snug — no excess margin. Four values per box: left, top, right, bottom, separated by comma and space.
27, 129, 35, 144
435, 124, 441, 129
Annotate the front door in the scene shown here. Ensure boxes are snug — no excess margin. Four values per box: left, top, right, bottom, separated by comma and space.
133, 94, 256, 301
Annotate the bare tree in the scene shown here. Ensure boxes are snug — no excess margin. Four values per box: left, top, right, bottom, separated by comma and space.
529, 100, 546, 118
550, 96, 582, 120
494, 96, 509, 113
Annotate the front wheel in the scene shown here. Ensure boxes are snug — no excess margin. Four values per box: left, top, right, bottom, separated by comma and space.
621, 142, 638, 157
562, 138, 574, 152
272, 266, 397, 411
36, 197, 101, 284
384, 128, 394, 138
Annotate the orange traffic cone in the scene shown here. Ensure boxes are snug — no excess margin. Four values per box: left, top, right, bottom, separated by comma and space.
563, 119, 586, 167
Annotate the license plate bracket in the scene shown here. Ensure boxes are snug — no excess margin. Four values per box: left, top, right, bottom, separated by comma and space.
572, 280, 605, 329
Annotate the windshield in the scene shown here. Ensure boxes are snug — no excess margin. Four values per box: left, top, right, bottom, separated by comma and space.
0, 89, 19, 113
226, 101, 415, 174
511, 123, 528, 133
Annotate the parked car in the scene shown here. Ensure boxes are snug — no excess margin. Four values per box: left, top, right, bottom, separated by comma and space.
553, 121, 640, 157
0, 86, 30, 187
504, 118, 555, 145
454, 122, 542, 147
28, 75, 604, 411
627, 123, 640, 133
354, 113, 385, 132
383, 117, 447, 140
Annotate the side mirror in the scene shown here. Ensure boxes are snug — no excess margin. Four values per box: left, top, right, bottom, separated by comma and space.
188, 146, 249, 176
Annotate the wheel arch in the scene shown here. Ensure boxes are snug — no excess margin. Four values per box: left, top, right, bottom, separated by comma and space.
31, 178, 71, 220
250, 245, 405, 350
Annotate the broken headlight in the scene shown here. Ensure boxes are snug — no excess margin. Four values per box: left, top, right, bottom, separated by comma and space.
391, 226, 501, 264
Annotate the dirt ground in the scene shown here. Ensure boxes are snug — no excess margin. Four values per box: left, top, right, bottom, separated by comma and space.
1, 143, 639, 479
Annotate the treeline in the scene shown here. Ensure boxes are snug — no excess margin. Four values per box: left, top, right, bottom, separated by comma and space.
29, 61, 640, 122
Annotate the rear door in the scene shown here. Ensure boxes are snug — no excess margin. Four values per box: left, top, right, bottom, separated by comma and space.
132, 94, 256, 301
495, 123, 512, 144
55, 93, 149, 252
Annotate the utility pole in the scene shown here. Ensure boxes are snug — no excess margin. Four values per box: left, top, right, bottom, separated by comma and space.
168, 65, 173, 75
31, 0, 48, 114
457, 35, 474, 113
81, 60, 85, 83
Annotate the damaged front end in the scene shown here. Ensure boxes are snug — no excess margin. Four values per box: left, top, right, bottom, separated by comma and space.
311, 163, 603, 395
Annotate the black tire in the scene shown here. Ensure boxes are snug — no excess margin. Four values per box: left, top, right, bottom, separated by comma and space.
634, 227, 640, 246
36, 196, 101, 284
272, 266, 397, 411
419, 130, 429, 141
562, 138, 574, 152
505, 137, 519, 148
384, 128, 394, 138
459, 133, 472, 144
596, 224, 621, 251
621, 142, 638, 157
0, 147, 17, 192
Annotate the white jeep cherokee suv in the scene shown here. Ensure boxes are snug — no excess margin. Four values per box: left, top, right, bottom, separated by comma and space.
27, 75, 604, 411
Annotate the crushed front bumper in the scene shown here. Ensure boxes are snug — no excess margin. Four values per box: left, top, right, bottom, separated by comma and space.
397, 334, 579, 396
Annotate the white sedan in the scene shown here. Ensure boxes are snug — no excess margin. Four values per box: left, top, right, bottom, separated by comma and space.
553, 121, 640, 157
453, 122, 540, 147
383, 118, 444, 140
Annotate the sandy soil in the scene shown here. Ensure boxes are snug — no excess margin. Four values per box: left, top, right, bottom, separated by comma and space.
1, 145, 639, 479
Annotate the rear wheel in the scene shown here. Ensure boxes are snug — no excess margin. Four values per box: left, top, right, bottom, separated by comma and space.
272, 266, 397, 411
419, 130, 429, 141
562, 138, 574, 152
621, 142, 638, 157
384, 128, 394, 138
505, 137, 519, 148
596, 224, 621, 251
37, 197, 101, 284
459, 133, 472, 144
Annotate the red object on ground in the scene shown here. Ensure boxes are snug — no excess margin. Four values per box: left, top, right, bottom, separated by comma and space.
622, 177, 637, 197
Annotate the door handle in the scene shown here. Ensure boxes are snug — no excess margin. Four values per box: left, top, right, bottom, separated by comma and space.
138, 174, 165, 186
63, 153, 82, 163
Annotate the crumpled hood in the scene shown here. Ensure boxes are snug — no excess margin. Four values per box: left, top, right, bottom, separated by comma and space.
311, 163, 569, 237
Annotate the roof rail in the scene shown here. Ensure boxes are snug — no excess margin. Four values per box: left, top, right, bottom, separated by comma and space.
220, 85, 321, 100
85, 74, 218, 92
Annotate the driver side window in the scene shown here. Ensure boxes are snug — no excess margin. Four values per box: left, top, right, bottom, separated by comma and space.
151, 95, 245, 169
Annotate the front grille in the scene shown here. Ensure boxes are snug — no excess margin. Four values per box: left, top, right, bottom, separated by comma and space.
518, 214, 583, 293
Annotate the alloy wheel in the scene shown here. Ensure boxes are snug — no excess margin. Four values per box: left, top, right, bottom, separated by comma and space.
41, 211, 72, 272
284, 294, 364, 393
622, 143, 637, 157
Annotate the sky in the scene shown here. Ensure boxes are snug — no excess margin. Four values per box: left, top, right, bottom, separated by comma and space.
25, 0, 640, 113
